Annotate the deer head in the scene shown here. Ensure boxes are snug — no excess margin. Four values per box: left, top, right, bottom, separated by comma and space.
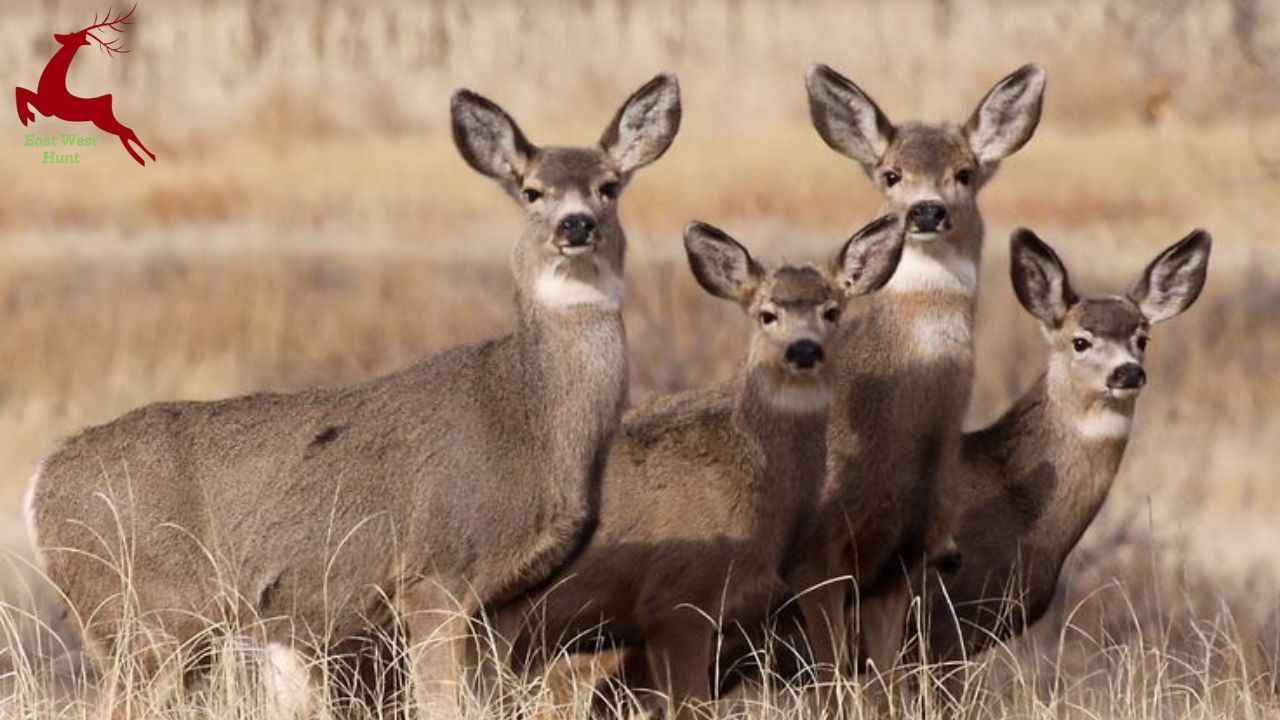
451, 74, 681, 313
806, 63, 1046, 276
683, 215, 905, 412
1010, 228, 1211, 437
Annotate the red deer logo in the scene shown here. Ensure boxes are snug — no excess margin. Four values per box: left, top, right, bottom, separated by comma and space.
15, 5, 155, 166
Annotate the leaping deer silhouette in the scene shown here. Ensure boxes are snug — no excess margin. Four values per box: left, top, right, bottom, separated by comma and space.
16, 5, 155, 166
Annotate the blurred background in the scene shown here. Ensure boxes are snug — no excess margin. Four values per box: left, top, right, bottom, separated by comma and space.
2, 0, 1279, 708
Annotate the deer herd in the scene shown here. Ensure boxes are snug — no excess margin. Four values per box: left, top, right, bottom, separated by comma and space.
22, 62, 1212, 720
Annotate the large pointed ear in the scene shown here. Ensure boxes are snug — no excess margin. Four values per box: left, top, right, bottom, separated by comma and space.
831, 215, 905, 297
1010, 228, 1077, 328
964, 64, 1046, 167
1129, 229, 1212, 323
805, 63, 895, 175
451, 89, 537, 187
600, 74, 682, 174
683, 222, 764, 305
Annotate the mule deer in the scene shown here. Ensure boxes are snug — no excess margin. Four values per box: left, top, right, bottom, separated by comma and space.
26, 74, 680, 718
795, 62, 1046, 682
911, 228, 1211, 679
484, 217, 905, 720
15, 6, 156, 166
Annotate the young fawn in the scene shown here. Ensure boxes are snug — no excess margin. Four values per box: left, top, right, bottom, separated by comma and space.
484, 217, 905, 720
797, 63, 1046, 681
25, 75, 680, 718
911, 228, 1211, 685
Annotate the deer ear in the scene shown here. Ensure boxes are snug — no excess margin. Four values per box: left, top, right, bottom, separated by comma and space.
600, 74, 682, 174
1010, 228, 1077, 328
451, 89, 536, 186
683, 222, 764, 305
965, 64, 1046, 167
806, 63, 895, 175
832, 215, 905, 297
1129, 229, 1212, 323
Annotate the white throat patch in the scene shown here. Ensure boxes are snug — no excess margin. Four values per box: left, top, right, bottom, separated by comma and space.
888, 246, 978, 297
533, 261, 625, 311
766, 383, 832, 414
1077, 406, 1133, 441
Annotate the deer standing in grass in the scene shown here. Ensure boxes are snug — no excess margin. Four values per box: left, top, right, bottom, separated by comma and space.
794, 63, 1047, 689
484, 217, 905, 720
25, 74, 681, 718
15, 6, 156, 167
909, 228, 1211, 690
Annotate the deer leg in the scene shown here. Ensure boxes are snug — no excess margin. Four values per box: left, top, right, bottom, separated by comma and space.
260, 642, 316, 719
81, 625, 186, 720
796, 581, 850, 714
115, 134, 146, 167
112, 125, 156, 166
588, 646, 650, 719
90, 116, 146, 167
327, 623, 411, 720
645, 619, 714, 720
467, 601, 531, 717
858, 576, 913, 716
87, 97, 154, 166
122, 127, 156, 163
399, 580, 473, 720
15, 87, 39, 125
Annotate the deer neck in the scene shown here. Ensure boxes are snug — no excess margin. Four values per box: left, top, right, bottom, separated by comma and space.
880, 224, 982, 368
512, 246, 629, 505
887, 212, 982, 302
732, 371, 828, 565
733, 372, 828, 490
974, 363, 1133, 560
38, 43, 80, 93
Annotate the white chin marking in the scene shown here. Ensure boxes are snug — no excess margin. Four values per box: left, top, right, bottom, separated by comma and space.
533, 262, 624, 311
887, 246, 977, 296
1077, 407, 1133, 441
767, 384, 832, 414
912, 312, 973, 361
263, 643, 312, 718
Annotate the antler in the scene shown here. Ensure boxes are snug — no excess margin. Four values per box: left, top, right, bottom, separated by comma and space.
81, 5, 136, 57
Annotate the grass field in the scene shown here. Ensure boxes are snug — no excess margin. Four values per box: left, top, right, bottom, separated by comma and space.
2, 0, 1279, 716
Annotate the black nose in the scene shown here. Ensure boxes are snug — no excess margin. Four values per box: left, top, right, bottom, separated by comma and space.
907, 201, 949, 233
784, 340, 824, 370
557, 214, 597, 246
1107, 363, 1146, 390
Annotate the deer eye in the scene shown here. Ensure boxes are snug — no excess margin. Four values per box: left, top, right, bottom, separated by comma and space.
760, 311, 778, 325
1072, 337, 1092, 353
599, 181, 621, 200
522, 188, 543, 203
882, 170, 902, 188
1136, 336, 1149, 351
822, 307, 841, 323
955, 168, 974, 186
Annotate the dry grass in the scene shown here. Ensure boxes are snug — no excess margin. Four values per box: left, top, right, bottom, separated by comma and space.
2, 0, 1280, 716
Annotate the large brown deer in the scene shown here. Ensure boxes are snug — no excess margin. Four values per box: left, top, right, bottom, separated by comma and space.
795, 62, 1046, 691
15, 6, 156, 167
25, 74, 680, 718
908, 228, 1211, 695
483, 217, 905, 720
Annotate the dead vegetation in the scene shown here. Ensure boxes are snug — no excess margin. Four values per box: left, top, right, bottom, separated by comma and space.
2, 0, 1279, 717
